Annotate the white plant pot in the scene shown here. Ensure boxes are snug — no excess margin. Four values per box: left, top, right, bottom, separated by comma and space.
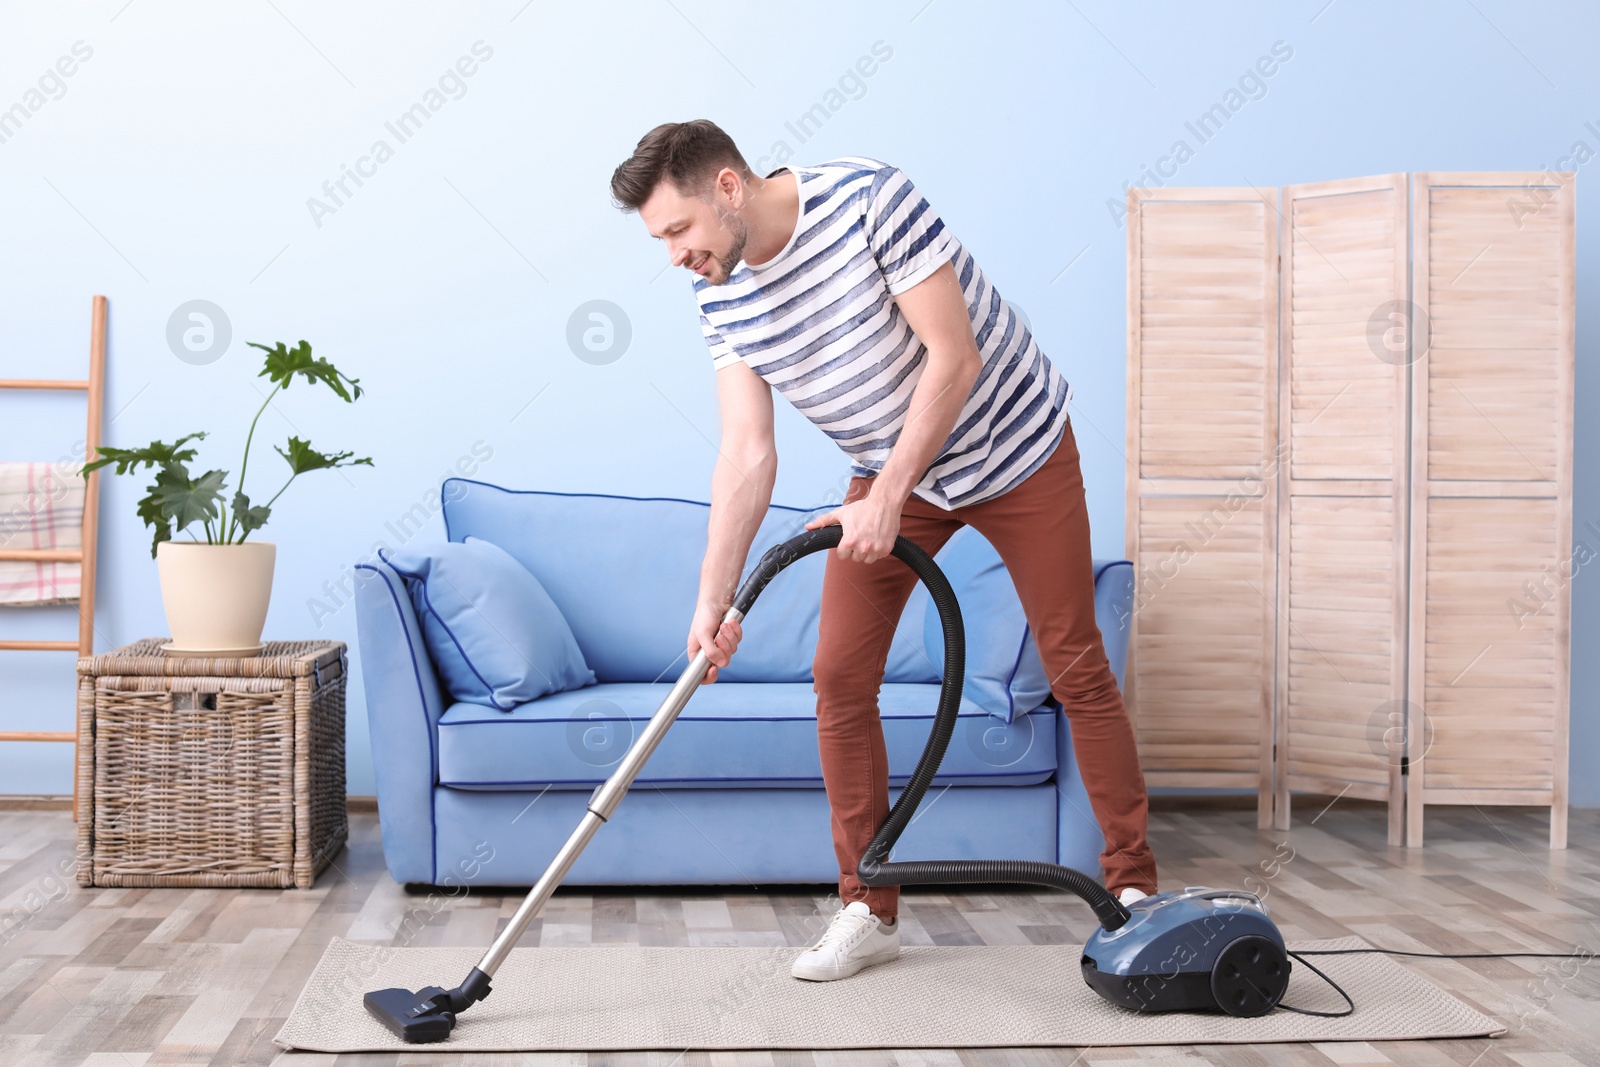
155, 541, 276, 652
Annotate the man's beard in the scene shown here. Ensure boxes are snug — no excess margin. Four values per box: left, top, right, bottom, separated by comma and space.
711, 207, 749, 282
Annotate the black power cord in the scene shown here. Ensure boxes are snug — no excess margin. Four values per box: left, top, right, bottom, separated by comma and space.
1275, 946, 1594, 1018
1278, 951, 1354, 1016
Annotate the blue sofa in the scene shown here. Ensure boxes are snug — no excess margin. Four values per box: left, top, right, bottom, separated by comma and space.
354, 478, 1134, 890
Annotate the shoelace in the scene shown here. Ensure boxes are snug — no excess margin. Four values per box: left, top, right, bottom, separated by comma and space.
812, 909, 875, 951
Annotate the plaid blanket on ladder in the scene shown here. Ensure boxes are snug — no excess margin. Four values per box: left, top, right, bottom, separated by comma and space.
0, 461, 85, 606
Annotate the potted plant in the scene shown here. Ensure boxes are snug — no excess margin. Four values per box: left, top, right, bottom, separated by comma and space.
84, 341, 372, 655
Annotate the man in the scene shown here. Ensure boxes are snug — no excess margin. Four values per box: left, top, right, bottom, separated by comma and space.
610, 119, 1156, 982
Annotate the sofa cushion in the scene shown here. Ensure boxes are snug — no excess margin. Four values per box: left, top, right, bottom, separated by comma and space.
923, 527, 1051, 723
436, 682, 1058, 790
441, 482, 937, 685
383, 538, 597, 710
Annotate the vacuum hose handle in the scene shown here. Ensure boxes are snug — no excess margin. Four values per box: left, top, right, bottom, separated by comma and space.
731, 524, 1130, 932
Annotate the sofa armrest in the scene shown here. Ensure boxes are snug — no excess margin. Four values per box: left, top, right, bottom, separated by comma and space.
354, 558, 446, 884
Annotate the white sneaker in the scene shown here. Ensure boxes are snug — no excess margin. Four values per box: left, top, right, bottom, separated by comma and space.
1117, 886, 1150, 906
791, 901, 901, 981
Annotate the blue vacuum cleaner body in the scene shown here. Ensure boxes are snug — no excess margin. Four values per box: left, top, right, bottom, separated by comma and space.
1082, 887, 1291, 1016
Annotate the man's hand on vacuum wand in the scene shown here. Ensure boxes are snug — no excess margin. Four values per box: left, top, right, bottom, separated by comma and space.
688, 600, 741, 685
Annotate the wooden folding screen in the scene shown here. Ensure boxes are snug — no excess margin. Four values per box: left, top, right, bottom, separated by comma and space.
1124, 189, 1279, 830
1273, 174, 1410, 845
1126, 174, 1573, 846
1408, 172, 1574, 848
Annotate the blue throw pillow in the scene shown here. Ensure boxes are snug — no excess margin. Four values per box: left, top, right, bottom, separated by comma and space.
923, 528, 1050, 723
383, 536, 597, 710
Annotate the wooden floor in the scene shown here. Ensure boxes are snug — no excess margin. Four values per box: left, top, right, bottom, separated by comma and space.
1, 800, 1595, 1066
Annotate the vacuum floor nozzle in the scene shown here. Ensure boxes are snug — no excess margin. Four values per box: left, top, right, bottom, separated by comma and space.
363, 986, 461, 1043
364, 965, 492, 1042
366, 966, 496, 1043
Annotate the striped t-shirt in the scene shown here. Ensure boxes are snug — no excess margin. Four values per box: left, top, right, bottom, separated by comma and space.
693, 156, 1072, 511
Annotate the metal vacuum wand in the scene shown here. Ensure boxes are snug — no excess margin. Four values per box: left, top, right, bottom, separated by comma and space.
478, 604, 744, 976
361, 604, 744, 1042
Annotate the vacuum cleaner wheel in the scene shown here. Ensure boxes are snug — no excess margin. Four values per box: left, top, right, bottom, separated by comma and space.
1209, 934, 1291, 1017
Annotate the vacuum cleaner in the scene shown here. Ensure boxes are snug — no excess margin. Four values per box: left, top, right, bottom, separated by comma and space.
365, 525, 1294, 1042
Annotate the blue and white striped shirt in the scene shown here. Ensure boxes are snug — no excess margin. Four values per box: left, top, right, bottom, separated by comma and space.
693, 156, 1071, 510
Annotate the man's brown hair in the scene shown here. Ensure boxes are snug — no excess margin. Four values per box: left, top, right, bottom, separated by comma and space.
610, 119, 752, 212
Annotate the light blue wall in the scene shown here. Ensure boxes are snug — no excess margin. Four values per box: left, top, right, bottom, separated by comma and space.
1, 2, 1593, 803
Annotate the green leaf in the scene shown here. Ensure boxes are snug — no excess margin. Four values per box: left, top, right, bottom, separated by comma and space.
135, 485, 174, 559
249, 340, 364, 402
151, 463, 226, 532
231, 490, 272, 538
81, 432, 207, 477
274, 436, 374, 476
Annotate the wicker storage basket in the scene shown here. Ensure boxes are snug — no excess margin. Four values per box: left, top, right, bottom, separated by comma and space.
74, 639, 349, 889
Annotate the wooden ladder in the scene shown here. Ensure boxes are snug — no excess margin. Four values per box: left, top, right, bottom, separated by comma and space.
0, 295, 107, 822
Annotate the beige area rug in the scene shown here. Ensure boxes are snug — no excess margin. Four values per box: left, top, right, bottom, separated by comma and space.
274, 935, 1505, 1052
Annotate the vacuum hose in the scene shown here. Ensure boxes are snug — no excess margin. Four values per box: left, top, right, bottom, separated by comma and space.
732, 526, 1130, 932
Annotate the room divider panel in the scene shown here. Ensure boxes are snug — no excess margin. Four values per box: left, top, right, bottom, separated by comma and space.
1123, 188, 1279, 830
1273, 173, 1410, 846
1407, 171, 1574, 848
1124, 171, 1573, 846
